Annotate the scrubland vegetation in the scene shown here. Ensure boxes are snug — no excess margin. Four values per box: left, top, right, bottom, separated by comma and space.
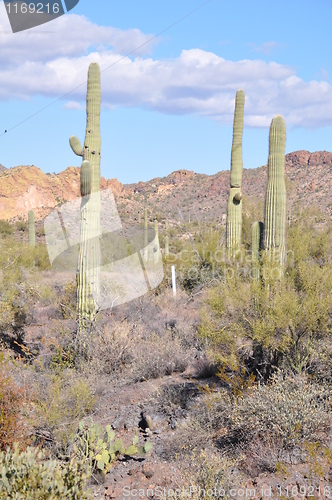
0, 203, 332, 498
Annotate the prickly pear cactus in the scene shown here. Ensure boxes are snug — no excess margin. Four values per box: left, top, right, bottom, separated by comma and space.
73, 419, 152, 476
263, 115, 286, 265
69, 63, 101, 327
226, 89, 245, 252
28, 210, 35, 247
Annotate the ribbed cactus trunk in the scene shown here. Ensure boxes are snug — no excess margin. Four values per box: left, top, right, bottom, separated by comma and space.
28, 210, 35, 247
69, 62, 101, 328
263, 115, 286, 265
226, 89, 245, 253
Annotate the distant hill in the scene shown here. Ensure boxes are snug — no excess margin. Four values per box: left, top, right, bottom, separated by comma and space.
0, 164, 7, 173
1, 150, 331, 225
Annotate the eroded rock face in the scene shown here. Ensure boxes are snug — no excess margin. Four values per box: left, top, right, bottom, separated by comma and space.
0, 165, 124, 221
1, 150, 332, 223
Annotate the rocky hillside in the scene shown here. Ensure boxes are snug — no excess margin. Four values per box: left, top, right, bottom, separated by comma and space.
1, 150, 332, 225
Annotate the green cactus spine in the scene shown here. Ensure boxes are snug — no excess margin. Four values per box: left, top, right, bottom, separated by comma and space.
226, 89, 245, 252
263, 115, 286, 265
70, 62, 101, 327
28, 210, 35, 247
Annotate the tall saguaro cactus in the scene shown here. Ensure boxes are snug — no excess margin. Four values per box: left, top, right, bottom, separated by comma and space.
28, 210, 35, 247
69, 62, 101, 327
226, 89, 245, 252
263, 115, 286, 265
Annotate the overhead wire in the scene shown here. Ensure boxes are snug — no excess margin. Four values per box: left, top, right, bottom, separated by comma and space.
0, 0, 212, 137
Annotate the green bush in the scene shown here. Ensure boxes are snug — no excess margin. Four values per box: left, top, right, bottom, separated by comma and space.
198, 208, 332, 377
15, 220, 27, 232
179, 449, 240, 500
0, 220, 14, 236
230, 371, 332, 450
0, 442, 91, 499
32, 372, 96, 453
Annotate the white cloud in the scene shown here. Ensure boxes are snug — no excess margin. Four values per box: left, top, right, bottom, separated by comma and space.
0, 6, 160, 66
64, 101, 83, 110
1, 4, 332, 129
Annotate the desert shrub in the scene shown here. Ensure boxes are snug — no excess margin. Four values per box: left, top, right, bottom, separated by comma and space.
31, 371, 96, 454
0, 442, 91, 499
86, 315, 194, 382
199, 209, 332, 378
0, 219, 14, 236
59, 279, 77, 319
15, 220, 27, 232
0, 353, 30, 451
0, 242, 52, 349
130, 331, 191, 381
158, 385, 231, 460
178, 449, 241, 500
85, 321, 135, 375
167, 225, 225, 291
230, 371, 332, 453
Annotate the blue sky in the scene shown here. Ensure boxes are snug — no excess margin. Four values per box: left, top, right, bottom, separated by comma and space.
0, 0, 332, 183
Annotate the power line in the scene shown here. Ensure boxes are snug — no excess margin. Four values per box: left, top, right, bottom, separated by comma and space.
0, 0, 212, 137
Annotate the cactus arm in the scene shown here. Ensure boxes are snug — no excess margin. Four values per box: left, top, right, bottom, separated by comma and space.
69, 135, 83, 157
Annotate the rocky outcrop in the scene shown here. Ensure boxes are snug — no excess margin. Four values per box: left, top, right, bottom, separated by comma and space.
1, 150, 332, 223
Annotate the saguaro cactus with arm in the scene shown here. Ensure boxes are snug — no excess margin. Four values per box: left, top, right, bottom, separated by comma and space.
263, 115, 286, 265
69, 62, 101, 327
226, 89, 245, 252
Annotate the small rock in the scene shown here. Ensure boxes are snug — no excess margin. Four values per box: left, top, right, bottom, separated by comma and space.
169, 416, 176, 430
142, 464, 154, 479
139, 411, 154, 431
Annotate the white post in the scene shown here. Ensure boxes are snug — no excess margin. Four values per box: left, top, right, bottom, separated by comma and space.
171, 265, 176, 298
